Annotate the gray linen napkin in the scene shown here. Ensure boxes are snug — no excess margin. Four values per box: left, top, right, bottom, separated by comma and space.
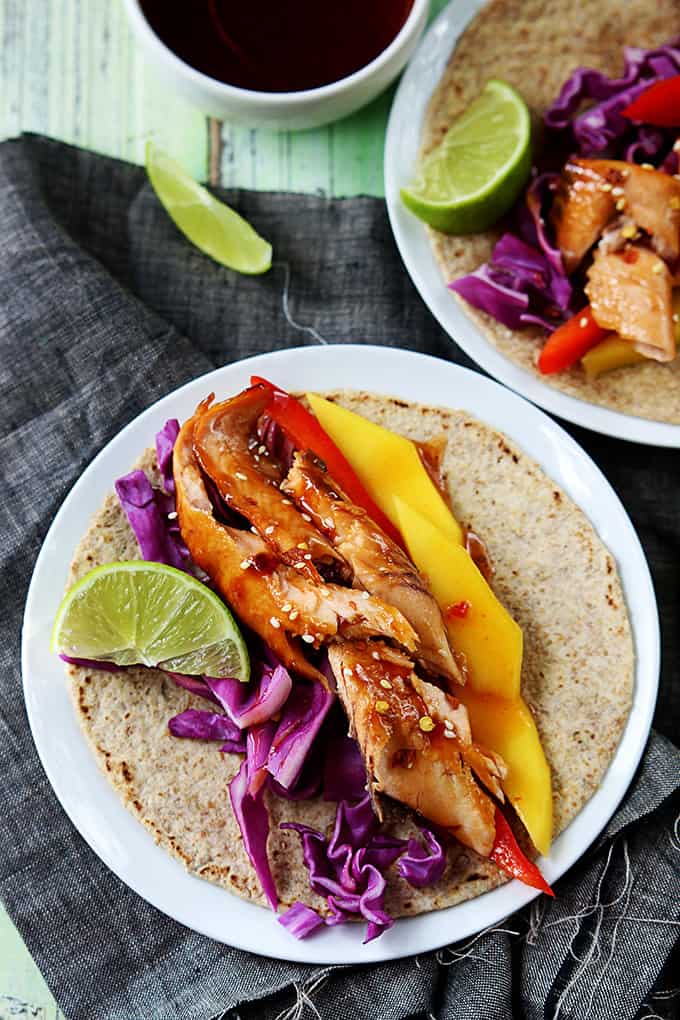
0, 134, 678, 1020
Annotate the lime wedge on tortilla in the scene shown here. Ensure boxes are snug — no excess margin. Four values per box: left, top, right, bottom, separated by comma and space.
52, 561, 250, 680
400, 79, 531, 234
145, 142, 272, 274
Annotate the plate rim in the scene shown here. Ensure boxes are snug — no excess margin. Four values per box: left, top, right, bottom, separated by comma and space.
384, 0, 680, 448
21, 344, 659, 964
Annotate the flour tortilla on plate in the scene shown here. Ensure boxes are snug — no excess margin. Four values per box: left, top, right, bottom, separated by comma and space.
65, 391, 633, 918
421, 0, 680, 424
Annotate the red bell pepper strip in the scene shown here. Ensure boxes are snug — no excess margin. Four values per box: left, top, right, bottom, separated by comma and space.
251, 375, 405, 548
490, 807, 554, 896
537, 306, 607, 375
622, 74, 680, 127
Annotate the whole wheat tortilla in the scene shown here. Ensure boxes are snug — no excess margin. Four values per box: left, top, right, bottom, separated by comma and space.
421, 0, 680, 424
66, 391, 633, 918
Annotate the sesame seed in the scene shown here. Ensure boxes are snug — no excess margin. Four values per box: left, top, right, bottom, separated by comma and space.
579, 316, 588, 328
289, 610, 299, 620
303, 553, 312, 561
443, 730, 456, 739
406, 760, 414, 769
235, 472, 247, 481
444, 719, 454, 730
361, 591, 371, 600
282, 498, 292, 505
673, 314, 679, 323
620, 224, 637, 239
301, 634, 315, 644
343, 668, 354, 678
258, 445, 266, 454
294, 562, 306, 570
375, 700, 389, 715
239, 559, 251, 570
615, 198, 626, 211
323, 517, 334, 528
372, 651, 380, 660
167, 510, 178, 520
671, 196, 680, 210
652, 261, 665, 274
611, 186, 624, 197
601, 182, 613, 192
320, 587, 330, 596
621, 168, 630, 177
301, 513, 312, 522
281, 602, 292, 613
640, 162, 654, 171
270, 617, 281, 629
380, 678, 392, 690
419, 715, 435, 732
251, 526, 258, 534
297, 542, 309, 550
265, 525, 275, 535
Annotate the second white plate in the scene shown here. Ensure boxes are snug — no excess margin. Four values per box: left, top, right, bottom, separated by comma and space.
384, 0, 680, 447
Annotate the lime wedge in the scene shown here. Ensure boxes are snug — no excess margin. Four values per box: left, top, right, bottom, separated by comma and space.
145, 142, 272, 274
401, 79, 531, 234
52, 561, 250, 681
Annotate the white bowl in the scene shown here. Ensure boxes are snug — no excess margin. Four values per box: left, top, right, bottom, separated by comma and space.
123, 0, 430, 131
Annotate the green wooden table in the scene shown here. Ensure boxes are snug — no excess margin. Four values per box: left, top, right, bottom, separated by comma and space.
0, 1, 447, 1015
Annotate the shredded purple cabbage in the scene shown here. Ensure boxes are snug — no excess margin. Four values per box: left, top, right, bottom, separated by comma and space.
59, 654, 123, 672
266, 681, 334, 790
115, 469, 188, 569
166, 671, 221, 704
397, 829, 446, 888
155, 419, 180, 494
168, 708, 244, 746
114, 420, 193, 571
450, 230, 572, 332
544, 41, 680, 160
229, 759, 278, 910
282, 794, 405, 943
246, 720, 277, 797
257, 415, 297, 471
323, 735, 366, 802
206, 665, 293, 729
278, 901, 325, 938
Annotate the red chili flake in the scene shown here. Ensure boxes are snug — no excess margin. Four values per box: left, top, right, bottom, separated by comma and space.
446, 600, 471, 620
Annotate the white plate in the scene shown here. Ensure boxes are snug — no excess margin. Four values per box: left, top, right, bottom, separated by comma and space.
384, 0, 680, 448
22, 345, 659, 964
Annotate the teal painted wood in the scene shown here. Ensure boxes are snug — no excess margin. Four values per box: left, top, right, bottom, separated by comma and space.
0, 1, 450, 1015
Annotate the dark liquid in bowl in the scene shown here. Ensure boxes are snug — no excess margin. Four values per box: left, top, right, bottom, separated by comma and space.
139, 0, 415, 93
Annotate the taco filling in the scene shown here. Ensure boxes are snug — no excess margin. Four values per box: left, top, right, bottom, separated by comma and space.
56, 383, 633, 941
447, 40, 680, 378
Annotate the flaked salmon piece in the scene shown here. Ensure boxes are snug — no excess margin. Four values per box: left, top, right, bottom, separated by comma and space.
586, 245, 676, 362
409, 675, 506, 801
586, 159, 680, 264
174, 417, 417, 684
328, 640, 498, 857
550, 159, 616, 274
192, 386, 347, 578
283, 450, 462, 687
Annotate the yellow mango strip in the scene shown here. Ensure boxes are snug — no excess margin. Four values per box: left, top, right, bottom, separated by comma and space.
393, 497, 522, 701
581, 335, 646, 379
456, 687, 552, 855
306, 392, 463, 545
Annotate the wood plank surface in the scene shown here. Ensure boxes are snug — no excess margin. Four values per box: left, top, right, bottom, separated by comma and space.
0, 1, 448, 1016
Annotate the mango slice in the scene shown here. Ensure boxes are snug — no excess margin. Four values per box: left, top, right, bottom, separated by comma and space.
455, 687, 553, 855
581, 335, 646, 379
393, 497, 522, 701
306, 392, 463, 545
